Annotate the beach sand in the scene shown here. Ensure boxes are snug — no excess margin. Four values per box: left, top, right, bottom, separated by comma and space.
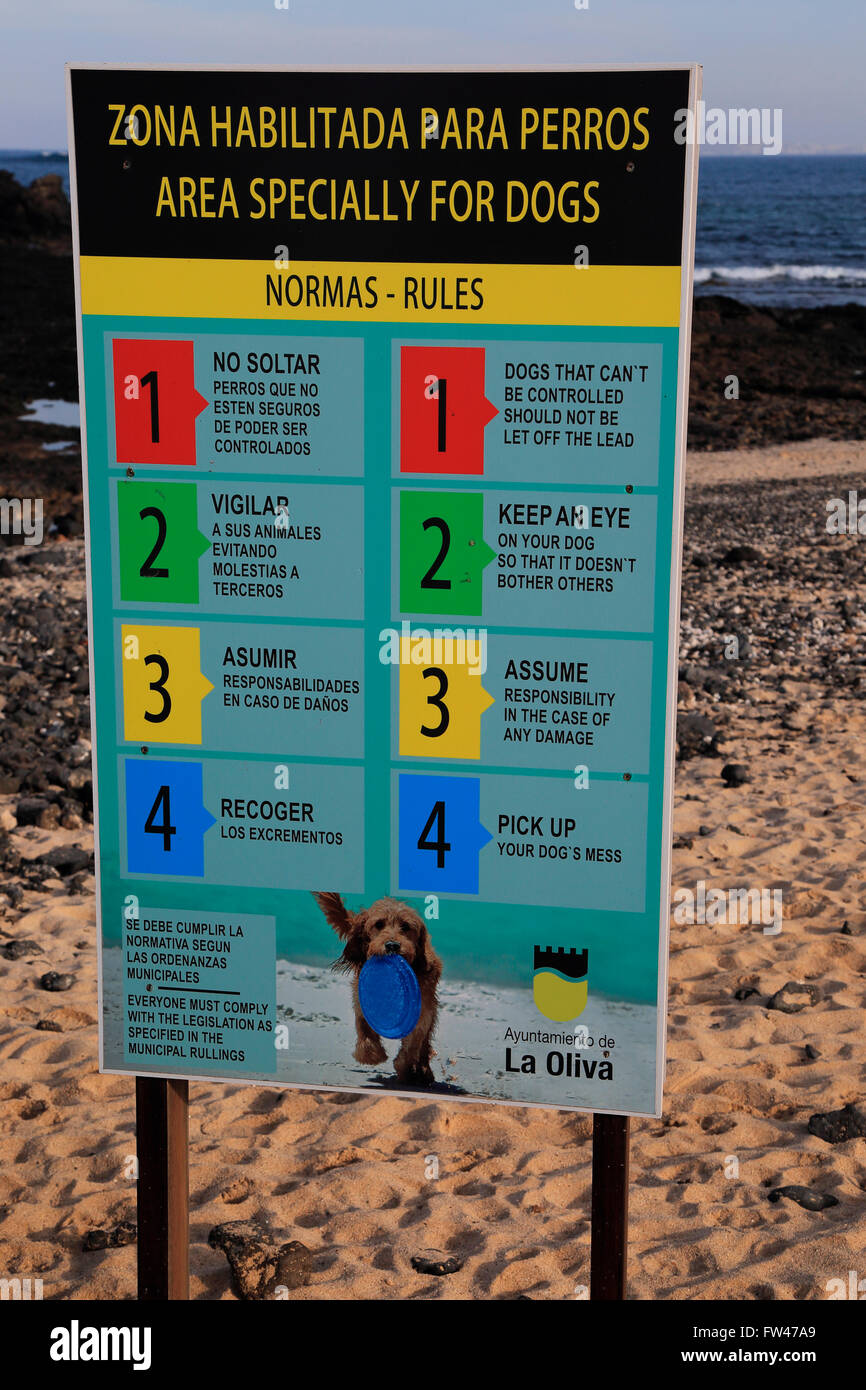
2, 438, 865, 1301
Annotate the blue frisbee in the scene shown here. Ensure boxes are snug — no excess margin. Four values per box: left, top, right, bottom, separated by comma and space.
358, 954, 422, 1039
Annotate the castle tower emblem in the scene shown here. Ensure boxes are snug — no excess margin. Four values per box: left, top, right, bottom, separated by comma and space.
532, 946, 589, 1022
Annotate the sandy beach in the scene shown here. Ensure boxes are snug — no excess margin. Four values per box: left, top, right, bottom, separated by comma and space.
2, 429, 865, 1300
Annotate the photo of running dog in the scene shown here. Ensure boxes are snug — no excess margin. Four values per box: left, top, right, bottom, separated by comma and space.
312, 891, 442, 1086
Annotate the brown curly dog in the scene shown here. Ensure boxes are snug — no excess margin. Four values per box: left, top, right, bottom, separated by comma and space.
312, 891, 442, 1086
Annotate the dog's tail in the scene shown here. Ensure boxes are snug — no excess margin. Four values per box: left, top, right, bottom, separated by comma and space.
311, 891, 354, 941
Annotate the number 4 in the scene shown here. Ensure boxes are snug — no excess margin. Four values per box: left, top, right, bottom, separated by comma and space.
417, 800, 450, 869
144, 785, 176, 852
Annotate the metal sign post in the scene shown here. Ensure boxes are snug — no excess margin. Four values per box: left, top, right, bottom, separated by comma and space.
590, 1113, 630, 1299
136, 1078, 190, 1300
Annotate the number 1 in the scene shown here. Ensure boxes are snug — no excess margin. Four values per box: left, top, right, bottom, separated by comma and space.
140, 370, 159, 444
437, 377, 447, 452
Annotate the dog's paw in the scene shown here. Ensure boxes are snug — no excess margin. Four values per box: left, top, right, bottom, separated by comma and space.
354, 1037, 387, 1065
396, 1060, 435, 1087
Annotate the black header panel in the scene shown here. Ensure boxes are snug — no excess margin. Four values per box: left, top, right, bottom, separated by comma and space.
70, 67, 691, 266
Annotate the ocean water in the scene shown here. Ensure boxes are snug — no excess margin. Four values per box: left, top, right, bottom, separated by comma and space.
1, 149, 864, 308
0, 148, 70, 193
695, 155, 866, 308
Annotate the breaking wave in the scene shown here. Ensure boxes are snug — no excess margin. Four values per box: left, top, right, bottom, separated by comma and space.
695, 264, 866, 285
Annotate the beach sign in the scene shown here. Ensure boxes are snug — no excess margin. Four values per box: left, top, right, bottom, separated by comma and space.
68, 64, 700, 1120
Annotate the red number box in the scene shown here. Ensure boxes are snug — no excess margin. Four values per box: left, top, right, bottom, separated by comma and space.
400, 346, 497, 476
113, 338, 207, 467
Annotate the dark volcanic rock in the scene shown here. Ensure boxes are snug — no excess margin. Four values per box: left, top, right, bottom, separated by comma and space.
676, 712, 720, 761
721, 763, 750, 787
768, 982, 821, 1014
688, 296, 866, 451
14, 797, 51, 827
721, 545, 763, 566
0, 938, 43, 959
208, 1220, 312, 1300
0, 170, 70, 242
411, 1252, 464, 1276
82, 1220, 137, 1252
807, 1104, 866, 1144
111, 1220, 137, 1247
39, 971, 76, 992
82, 1229, 110, 1251
36, 846, 92, 876
768, 1186, 838, 1211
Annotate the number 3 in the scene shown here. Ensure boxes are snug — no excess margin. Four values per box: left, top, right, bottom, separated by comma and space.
143, 653, 171, 724
420, 667, 449, 737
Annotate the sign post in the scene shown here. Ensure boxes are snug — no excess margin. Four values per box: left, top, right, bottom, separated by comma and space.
67, 64, 700, 1300
136, 1078, 189, 1300
590, 1113, 630, 1299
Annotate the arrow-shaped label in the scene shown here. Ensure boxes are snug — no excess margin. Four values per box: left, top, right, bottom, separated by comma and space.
124, 758, 216, 877
113, 338, 208, 468
398, 631, 494, 760
117, 480, 211, 604
399, 491, 496, 617
121, 624, 214, 744
400, 345, 498, 476
397, 772, 492, 895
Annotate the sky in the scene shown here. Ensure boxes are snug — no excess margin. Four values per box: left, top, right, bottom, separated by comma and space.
0, 0, 863, 152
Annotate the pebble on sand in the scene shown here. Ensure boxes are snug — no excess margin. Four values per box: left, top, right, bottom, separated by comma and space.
208, 1219, 312, 1300
807, 1104, 866, 1145
721, 763, 751, 787
767, 981, 821, 1013
39, 970, 76, 992
0, 937, 43, 959
410, 1253, 464, 1276
768, 1186, 839, 1211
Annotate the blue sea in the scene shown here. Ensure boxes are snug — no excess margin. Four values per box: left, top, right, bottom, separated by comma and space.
694, 154, 866, 308
1, 148, 865, 308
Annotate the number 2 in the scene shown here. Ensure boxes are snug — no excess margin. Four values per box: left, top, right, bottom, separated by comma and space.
139, 506, 168, 579
420, 517, 451, 590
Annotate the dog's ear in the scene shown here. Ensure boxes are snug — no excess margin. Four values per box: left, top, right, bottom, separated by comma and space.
413, 921, 441, 980
336, 928, 367, 969
312, 891, 357, 941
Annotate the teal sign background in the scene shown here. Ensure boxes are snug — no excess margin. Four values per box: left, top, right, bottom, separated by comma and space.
83, 313, 680, 1115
